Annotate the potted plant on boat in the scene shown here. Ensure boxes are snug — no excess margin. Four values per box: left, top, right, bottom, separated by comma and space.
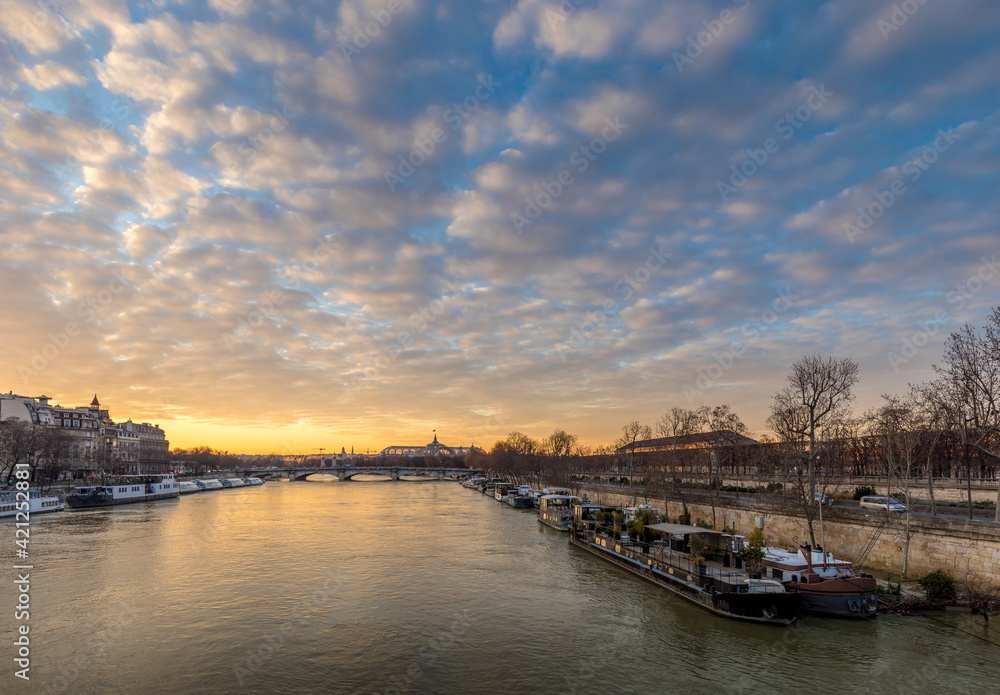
737, 527, 766, 579
612, 510, 625, 540
634, 510, 657, 553
688, 532, 707, 573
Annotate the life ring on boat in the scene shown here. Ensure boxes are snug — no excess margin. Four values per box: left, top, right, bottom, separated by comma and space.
847, 598, 861, 613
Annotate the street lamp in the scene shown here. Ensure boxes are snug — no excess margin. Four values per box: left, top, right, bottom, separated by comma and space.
964, 416, 974, 520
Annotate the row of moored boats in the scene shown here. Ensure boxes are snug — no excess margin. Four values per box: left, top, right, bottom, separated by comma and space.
0, 473, 264, 514
460, 475, 878, 625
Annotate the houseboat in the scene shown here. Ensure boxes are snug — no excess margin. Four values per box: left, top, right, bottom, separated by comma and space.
242, 477, 265, 486
65, 474, 179, 509
220, 478, 246, 488
572, 502, 619, 527
538, 494, 580, 531
461, 476, 485, 489
569, 520, 799, 625
542, 487, 573, 496
624, 504, 661, 524
195, 479, 224, 491
178, 481, 201, 494
763, 543, 878, 618
0, 489, 65, 517
501, 485, 534, 508
494, 482, 517, 502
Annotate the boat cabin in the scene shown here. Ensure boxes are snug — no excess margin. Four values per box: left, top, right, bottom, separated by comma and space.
572, 503, 618, 528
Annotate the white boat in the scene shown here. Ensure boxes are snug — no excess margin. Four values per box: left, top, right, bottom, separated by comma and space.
624, 504, 660, 523
195, 479, 224, 491
178, 481, 201, 494
220, 478, 246, 488
494, 482, 516, 501
542, 487, 573, 496
65, 474, 179, 508
762, 544, 878, 618
538, 494, 580, 531
0, 489, 65, 517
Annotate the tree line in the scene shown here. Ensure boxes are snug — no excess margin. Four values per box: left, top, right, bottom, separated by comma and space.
481, 308, 1000, 560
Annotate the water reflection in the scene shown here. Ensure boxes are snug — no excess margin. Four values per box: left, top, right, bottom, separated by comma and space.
2, 482, 998, 694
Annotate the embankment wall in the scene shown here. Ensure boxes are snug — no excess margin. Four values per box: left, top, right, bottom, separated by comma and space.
580, 487, 1000, 582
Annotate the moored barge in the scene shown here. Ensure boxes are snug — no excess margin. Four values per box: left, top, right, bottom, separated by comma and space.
65, 473, 179, 508
569, 518, 799, 625
763, 543, 877, 618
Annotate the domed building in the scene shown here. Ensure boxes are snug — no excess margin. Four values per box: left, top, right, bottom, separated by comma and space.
379, 431, 482, 459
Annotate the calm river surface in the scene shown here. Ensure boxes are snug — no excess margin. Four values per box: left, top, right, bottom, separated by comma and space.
4, 481, 1000, 694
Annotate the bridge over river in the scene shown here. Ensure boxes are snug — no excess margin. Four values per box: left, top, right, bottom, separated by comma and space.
260, 466, 482, 482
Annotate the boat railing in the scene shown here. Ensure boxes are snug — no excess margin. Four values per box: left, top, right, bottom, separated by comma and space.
580, 528, 752, 592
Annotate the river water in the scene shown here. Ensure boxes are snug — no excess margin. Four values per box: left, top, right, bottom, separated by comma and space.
4, 481, 1000, 694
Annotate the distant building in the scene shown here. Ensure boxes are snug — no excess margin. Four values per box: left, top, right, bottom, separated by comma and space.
379, 432, 484, 458
0, 392, 169, 476
615, 429, 758, 454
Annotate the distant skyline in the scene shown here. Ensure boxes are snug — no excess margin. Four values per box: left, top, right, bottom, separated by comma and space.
2, 1, 999, 454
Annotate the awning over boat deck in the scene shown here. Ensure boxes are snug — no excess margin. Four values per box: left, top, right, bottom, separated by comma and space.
647, 523, 728, 536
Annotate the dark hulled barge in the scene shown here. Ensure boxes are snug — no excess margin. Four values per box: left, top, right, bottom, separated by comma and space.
569, 514, 799, 625
65, 473, 179, 508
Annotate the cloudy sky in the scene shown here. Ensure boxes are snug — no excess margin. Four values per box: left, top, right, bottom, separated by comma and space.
2, 0, 998, 454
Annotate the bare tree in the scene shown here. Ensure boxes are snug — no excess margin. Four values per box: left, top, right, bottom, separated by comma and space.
867, 394, 920, 576
489, 431, 540, 486
614, 421, 651, 487
0, 419, 39, 486
768, 354, 860, 544
909, 380, 960, 517
655, 408, 703, 524
33, 428, 74, 491
933, 310, 1000, 522
542, 430, 578, 458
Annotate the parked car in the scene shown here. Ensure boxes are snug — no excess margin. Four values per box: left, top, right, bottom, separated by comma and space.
813, 492, 834, 507
859, 495, 906, 513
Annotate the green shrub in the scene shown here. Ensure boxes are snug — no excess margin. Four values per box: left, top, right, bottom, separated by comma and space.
853, 485, 877, 500
918, 570, 957, 601
678, 510, 692, 526
766, 482, 784, 492
892, 491, 907, 502
694, 517, 714, 529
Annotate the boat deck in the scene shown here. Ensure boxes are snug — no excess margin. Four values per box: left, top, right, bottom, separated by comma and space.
570, 528, 797, 625
579, 529, 762, 594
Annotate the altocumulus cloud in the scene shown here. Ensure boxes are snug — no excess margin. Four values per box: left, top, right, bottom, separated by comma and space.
1, 0, 999, 448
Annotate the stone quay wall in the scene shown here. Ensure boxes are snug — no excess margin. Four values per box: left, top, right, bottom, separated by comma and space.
577, 486, 1000, 583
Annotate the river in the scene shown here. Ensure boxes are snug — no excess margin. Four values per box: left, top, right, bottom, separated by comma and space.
4, 480, 1000, 694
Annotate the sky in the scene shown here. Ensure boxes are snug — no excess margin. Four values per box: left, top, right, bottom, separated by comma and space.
1, 0, 999, 454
